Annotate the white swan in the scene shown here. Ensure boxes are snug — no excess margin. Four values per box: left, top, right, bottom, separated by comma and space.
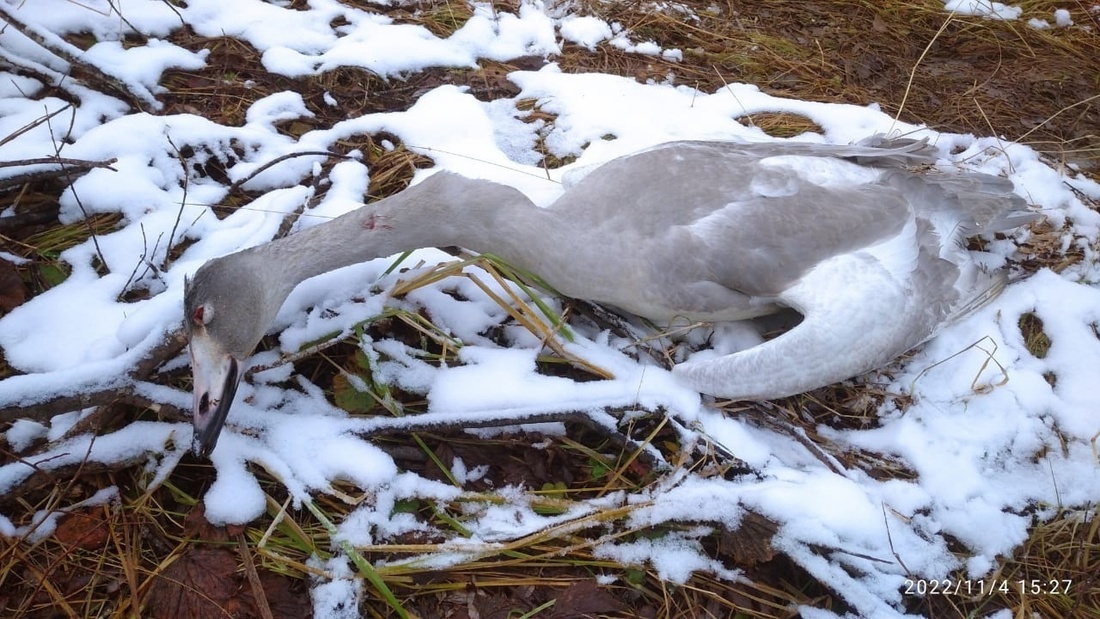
184, 136, 1034, 455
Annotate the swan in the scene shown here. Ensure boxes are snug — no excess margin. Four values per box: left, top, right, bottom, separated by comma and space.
183, 136, 1034, 456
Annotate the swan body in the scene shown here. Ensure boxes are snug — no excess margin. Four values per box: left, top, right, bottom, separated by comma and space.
184, 137, 1033, 456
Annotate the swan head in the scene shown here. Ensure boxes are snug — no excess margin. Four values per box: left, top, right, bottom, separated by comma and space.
183, 254, 273, 457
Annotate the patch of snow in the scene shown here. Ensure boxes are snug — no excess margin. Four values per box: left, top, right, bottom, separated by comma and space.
944, 0, 1023, 20
559, 15, 613, 49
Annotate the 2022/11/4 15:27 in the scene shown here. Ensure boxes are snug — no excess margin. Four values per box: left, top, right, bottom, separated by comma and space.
903, 579, 1073, 596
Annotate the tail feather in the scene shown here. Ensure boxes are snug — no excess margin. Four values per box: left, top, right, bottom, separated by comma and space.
858, 135, 1038, 235
892, 171, 1037, 240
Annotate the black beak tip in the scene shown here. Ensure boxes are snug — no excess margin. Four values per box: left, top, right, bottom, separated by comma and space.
191, 432, 218, 458
190, 358, 240, 460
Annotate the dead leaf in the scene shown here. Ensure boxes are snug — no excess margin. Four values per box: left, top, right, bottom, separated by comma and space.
53, 508, 110, 550
0, 259, 25, 312
549, 580, 624, 618
148, 548, 239, 619
183, 503, 247, 541
238, 571, 313, 619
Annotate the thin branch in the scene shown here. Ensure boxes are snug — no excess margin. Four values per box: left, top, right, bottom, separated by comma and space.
103, 0, 145, 42
133, 327, 189, 378
238, 534, 275, 619
0, 157, 119, 170
0, 104, 73, 150
116, 223, 166, 302
0, 207, 60, 231
225, 150, 354, 196
45, 109, 109, 270
162, 135, 189, 272
0, 157, 118, 194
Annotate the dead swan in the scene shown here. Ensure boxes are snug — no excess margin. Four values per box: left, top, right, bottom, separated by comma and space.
184, 137, 1034, 456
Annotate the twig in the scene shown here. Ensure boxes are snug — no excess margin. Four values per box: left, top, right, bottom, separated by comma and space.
891, 10, 956, 134
225, 150, 354, 197
0, 207, 60, 231
272, 160, 333, 241
738, 401, 847, 476
134, 327, 189, 377
0, 388, 187, 425
0, 104, 73, 150
152, 0, 186, 27
882, 503, 913, 576
238, 533, 275, 619
56, 402, 125, 444
41, 108, 110, 270
116, 223, 161, 302
0, 157, 118, 193
0, 45, 68, 99
162, 135, 189, 272
0, 157, 118, 170
0, 389, 136, 424
103, 0, 145, 43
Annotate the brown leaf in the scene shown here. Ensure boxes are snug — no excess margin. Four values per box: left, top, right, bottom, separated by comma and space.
549, 580, 624, 618
182, 503, 246, 541
53, 508, 110, 550
148, 548, 240, 619
238, 571, 313, 619
0, 259, 25, 312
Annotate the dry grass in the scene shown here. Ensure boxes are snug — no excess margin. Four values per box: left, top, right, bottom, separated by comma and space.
1, 0, 1098, 617
559, 0, 1100, 172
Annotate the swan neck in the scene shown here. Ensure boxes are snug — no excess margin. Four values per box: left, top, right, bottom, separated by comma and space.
266, 173, 556, 296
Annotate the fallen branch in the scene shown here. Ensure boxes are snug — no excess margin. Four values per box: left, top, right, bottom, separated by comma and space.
353, 407, 677, 471
0, 157, 118, 170
0, 327, 187, 424
0, 157, 119, 194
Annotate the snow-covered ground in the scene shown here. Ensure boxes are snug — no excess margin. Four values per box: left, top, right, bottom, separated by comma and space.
1, 1, 1098, 617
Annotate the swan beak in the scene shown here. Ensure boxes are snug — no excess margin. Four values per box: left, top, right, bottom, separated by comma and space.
189, 336, 241, 458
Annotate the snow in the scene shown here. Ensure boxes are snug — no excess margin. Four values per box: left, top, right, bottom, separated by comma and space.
944, 0, 1023, 20
83, 39, 208, 93
1, 1, 1099, 618
5, 419, 47, 452
310, 556, 363, 619
559, 14, 613, 50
